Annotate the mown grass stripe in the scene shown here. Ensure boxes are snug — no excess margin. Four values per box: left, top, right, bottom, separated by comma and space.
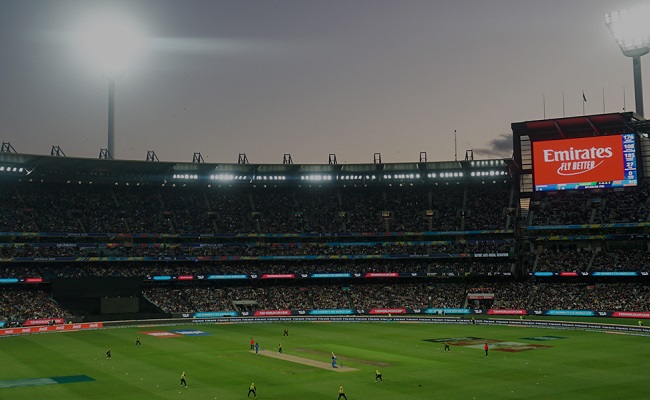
0, 375, 94, 389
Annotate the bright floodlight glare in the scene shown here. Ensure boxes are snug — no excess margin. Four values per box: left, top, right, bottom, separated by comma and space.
605, 5, 650, 57
605, 4, 650, 117
75, 12, 144, 159
77, 13, 144, 77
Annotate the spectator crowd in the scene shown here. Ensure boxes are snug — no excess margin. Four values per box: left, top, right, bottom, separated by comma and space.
1, 179, 649, 327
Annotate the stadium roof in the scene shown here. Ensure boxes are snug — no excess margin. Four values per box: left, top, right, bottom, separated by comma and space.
0, 150, 513, 185
511, 112, 644, 141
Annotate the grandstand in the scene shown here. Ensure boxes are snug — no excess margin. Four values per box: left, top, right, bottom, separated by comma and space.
1, 111, 650, 329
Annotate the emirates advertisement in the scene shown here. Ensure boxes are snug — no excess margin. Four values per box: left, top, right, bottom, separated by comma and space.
533, 134, 637, 191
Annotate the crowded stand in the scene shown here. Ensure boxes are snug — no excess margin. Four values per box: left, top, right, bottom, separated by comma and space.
262, 285, 313, 310
533, 247, 650, 273
0, 181, 516, 234
386, 283, 430, 309
3, 275, 650, 324
348, 284, 391, 309
0, 259, 514, 280
527, 283, 585, 310
528, 182, 650, 226
0, 289, 73, 326
0, 240, 513, 259
491, 282, 531, 309
534, 248, 593, 273
591, 185, 650, 224
529, 282, 650, 312
462, 183, 514, 230
383, 186, 432, 232
528, 190, 594, 226
310, 285, 352, 309
2, 137, 650, 328
136, 281, 528, 313
590, 249, 650, 272
143, 287, 233, 313
576, 283, 650, 312
428, 282, 467, 308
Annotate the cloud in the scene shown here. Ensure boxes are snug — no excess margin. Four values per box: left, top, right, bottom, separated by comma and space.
472, 133, 513, 158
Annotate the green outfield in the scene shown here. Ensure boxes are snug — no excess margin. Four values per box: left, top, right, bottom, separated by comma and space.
1, 321, 648, 399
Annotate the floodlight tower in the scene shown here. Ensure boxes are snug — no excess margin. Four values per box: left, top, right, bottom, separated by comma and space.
605, 5, 650, 117
77, 13, 144, 159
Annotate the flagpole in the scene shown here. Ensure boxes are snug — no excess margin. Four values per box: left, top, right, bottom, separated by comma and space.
454, 130, 457, 161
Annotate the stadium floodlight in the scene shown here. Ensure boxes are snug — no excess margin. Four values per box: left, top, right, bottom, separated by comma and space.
605, 5, 650, 117
76, 12, 145, 159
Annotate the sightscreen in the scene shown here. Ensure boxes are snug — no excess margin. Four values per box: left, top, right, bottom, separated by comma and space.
101, 297, 139, 314
532, 134, 637, 191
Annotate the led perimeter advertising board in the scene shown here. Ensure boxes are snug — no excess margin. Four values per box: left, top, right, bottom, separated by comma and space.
532, 134, 637, 191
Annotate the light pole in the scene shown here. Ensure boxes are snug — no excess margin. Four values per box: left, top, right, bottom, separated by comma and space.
605, 5, 650, 117
108, 78, 115, 158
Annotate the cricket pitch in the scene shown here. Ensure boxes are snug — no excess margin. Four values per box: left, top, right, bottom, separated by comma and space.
251, 351, 358, 372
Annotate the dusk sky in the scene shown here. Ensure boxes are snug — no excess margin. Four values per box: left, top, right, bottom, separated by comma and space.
0, 0, 647, 164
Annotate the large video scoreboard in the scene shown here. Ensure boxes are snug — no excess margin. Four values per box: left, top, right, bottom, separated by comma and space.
532, 134, 637, 191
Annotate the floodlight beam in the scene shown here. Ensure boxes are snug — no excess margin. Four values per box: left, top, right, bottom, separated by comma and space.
76, 12, 145, 160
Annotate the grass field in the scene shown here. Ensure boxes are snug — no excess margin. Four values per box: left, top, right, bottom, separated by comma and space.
1, 321, 649, 399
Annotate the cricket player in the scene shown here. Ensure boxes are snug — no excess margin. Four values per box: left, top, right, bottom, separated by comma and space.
248, 382, 257, 398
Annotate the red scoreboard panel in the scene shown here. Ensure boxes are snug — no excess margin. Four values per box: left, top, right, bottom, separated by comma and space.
532, 134, 637, 191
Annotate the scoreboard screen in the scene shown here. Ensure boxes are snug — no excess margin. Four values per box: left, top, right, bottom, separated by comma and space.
532, 134, 637, 191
